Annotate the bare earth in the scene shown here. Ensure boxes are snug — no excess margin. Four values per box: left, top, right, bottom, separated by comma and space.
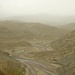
16, 58, 58, 75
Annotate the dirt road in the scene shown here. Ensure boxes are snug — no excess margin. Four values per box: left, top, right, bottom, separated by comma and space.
16, 58, 57, 75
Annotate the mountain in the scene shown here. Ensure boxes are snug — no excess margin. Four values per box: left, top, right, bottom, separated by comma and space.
49, 30, 75, 75
26, 30, 75, 63
59, 23, 75, 32
23, 30, 75, 75
50, 30, 75, 55
0, 21, 65, 52
2, 15, 75, 25
0, 21, 65, 41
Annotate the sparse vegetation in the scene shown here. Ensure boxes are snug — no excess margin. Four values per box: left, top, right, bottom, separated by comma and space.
0, 20, 75, 75
0, 51, 26, 75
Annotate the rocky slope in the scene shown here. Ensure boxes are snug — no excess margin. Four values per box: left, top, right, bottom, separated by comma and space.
50, 30, 75, 55
0, 21, 64, 41
0, 51, 26, 75
58, 23, 75, 32
0, 21, 65, 52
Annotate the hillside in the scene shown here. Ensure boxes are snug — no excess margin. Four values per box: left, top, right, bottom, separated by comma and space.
0, 21, 75, 75
0, 21, 64, 41
25, 30, 75, 63
58, 23, 75, 32
0, 40, 32, 52
50, 30, 75, 55
0, 21, 65, 52
17, 30, 75, 75
0, 51, 26, 75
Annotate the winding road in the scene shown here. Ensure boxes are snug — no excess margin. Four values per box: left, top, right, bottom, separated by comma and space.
16, 58, 58, 75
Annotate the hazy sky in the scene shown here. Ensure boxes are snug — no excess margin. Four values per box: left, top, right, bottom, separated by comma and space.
0, 0, 75, 17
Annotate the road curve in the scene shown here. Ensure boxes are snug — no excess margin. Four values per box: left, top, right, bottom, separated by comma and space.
16, 58, 57, 75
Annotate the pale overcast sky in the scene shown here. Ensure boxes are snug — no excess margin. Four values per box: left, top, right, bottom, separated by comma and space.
0, 0, 75, 17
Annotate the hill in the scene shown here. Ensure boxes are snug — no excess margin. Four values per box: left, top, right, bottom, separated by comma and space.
0, 21, 65, 52
58, 23, 75, 32
3, 14, 75, 25
25, 30, 75, 63
0, 40, 32, 52
0, 21, 75, 75
49, 31, 75, 75
50, 30, 75, 55
22, 30, 75, 75
0, 21, 64, 41
0, 51, 26, 75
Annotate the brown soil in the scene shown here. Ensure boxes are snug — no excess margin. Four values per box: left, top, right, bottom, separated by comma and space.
0, 71, 4, 75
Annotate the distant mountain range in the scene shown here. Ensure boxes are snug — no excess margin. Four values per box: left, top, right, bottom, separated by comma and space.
58, 23, 75, 32
1, 14, 75, 25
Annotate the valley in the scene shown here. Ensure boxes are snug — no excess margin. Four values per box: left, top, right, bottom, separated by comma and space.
0, 21, 75, 75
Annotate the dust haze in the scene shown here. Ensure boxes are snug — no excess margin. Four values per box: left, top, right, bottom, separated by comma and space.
0, 0, 75, 25
0, 0, 75, 75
